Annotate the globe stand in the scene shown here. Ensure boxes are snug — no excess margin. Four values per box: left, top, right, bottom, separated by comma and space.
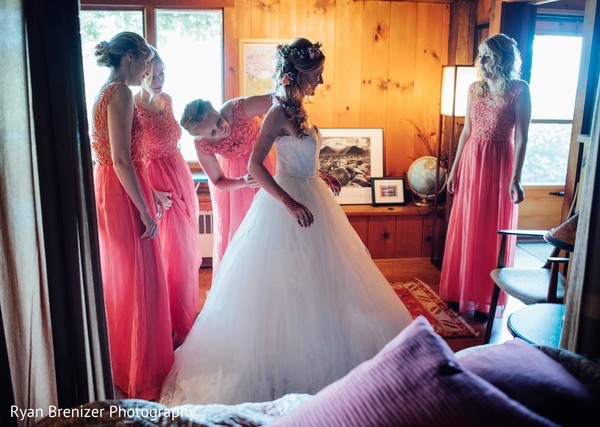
412, 197, 433, 207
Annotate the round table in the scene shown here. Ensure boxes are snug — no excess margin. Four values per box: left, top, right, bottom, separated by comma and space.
507, 303, 565, 347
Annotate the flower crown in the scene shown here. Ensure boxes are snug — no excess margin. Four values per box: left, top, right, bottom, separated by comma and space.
275, 42, 323, 63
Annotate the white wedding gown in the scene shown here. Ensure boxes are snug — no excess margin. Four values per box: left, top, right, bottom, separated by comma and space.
159, 128, 413, 406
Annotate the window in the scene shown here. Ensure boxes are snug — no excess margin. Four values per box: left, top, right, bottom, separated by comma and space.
523, 16, 583, 185
79, 10, 144, 126
155, 10, 223, 161
79, 5, 223, 162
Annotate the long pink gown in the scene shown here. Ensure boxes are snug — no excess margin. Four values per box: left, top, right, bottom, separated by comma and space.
92, 82, 173, 400
195, 99, 274, 277
439, 80, 527, 314
137, 94, 202, 346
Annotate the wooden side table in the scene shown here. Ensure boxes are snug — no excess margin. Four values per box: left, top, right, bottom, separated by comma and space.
507, 303, 565, 347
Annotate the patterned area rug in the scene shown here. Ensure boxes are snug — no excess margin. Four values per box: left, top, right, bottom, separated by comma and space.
391, 278, 478, 339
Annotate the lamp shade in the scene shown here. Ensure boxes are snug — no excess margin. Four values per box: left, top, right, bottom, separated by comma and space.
544, 212, 579, 253
441, 65, 479, 117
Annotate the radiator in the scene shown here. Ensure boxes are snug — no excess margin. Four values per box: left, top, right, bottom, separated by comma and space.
198, 210, 214, 255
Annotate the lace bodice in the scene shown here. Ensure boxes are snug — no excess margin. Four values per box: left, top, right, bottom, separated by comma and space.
274, 128, 320, 178
469, 80, 526, 142
137, 95, 182, 159
195, 99, 260, 159
91, 82, 145, 165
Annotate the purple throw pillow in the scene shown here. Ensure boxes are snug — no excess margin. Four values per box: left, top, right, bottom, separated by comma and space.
458, 338, 596, 426
270, 316, 555, 427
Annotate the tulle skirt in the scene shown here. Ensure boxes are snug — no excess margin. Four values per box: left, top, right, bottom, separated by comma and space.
95, 162, 173, 400
160, 174, 412, 406
147, 153, 202, 345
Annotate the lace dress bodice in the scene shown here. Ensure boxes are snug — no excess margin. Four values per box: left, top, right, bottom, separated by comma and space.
91, 82, 145, 164
195, 99, 260, 159
274, 129, 320, 178
469, 80, 526, 142
137, 95, 182, 159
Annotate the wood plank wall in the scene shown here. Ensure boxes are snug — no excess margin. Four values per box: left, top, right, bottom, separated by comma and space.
224, 0, 450, 177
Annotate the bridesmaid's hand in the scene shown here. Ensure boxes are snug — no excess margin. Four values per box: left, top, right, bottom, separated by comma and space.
319, 171, 341, 196
243, 173, 260, 188
152, 189, 173, 219
283, 197, 314, 228
446, 170, 458, 195
140, 210, 158, 239
510, 181, 525, 204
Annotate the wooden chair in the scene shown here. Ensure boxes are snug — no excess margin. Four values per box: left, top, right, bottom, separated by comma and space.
483, 213, 578, 344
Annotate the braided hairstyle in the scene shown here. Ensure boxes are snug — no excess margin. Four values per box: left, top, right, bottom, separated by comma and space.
475, 33, 522, 97
93, 31, 151, 69
272, 37, 325, 137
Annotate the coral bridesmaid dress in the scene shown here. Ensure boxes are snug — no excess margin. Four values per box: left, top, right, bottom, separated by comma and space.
137, 94, 202, 346
194, 98, 274, 277
92, 82, 173, 399
439, 80, 527, 314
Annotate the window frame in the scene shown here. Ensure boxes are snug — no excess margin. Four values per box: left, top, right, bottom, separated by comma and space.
80, 1, 231, 171
522, 11, 585, 186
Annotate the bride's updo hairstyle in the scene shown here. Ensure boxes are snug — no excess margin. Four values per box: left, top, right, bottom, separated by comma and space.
179, 99, 213, 136
273, 37, 325, 137
94, 31, 151, 69
475, 33, 522, 97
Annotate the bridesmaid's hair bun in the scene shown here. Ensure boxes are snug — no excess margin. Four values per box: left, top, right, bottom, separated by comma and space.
94, 31, 150, 69
180, 99, 212, 136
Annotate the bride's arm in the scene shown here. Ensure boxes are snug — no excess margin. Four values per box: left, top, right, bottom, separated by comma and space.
249, 106, 314, 228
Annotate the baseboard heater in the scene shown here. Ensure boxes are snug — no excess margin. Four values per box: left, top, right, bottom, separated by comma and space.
198, 210, 214, 267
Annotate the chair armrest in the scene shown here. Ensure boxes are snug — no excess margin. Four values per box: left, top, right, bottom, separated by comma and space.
495, 229, 548, 269
547, 257, 569, 264
497, 229, 548, 238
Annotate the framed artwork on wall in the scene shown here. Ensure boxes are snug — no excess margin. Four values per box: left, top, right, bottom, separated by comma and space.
239, 38, 286, 96
318, 128, 384, 205
371, 177, 406, 206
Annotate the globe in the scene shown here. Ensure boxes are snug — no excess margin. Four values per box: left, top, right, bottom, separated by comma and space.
407, 156, 447, 206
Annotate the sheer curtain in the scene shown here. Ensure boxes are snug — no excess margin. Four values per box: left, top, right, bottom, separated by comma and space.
0, 0, 57, 424
1, 1, 112, 425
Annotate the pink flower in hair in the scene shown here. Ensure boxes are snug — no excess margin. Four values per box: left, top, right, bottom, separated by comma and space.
281, 72, 294, 86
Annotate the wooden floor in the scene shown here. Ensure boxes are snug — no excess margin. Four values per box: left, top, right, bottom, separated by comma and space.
197, 250, 542, 353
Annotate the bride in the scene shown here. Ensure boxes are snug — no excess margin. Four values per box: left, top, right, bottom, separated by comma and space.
159, 37, 413, 406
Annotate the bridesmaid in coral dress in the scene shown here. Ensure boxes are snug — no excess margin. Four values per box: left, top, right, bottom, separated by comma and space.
135, 48, 201, 347
439, 33, 531, 319
179, 95, 275, 278
91, 32, 173, 399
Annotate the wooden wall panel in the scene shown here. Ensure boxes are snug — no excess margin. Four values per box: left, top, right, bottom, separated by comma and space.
279, 0, 308, 40
386, 3, 417, 177
305, 0, 336, 125
333, 0, 364, 127
230, 0, 450, 177
251, 0, 279, 37
359, 1, 391, 128
411, 3, 448, 168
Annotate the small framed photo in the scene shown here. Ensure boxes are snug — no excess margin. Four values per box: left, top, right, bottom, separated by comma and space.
371, 177, 406, 206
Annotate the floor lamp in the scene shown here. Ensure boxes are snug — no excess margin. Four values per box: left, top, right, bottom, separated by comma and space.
431, 65, 478, 267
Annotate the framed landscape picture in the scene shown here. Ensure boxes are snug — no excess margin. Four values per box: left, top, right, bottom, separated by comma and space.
318, 128, 384, 205
239, 38, 286, 96
371, 177, 406, 206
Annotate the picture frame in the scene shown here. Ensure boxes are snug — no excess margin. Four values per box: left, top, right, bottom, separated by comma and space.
371, 177, 406, 206
318, 128, 384, 205
239, 38, 287, 96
